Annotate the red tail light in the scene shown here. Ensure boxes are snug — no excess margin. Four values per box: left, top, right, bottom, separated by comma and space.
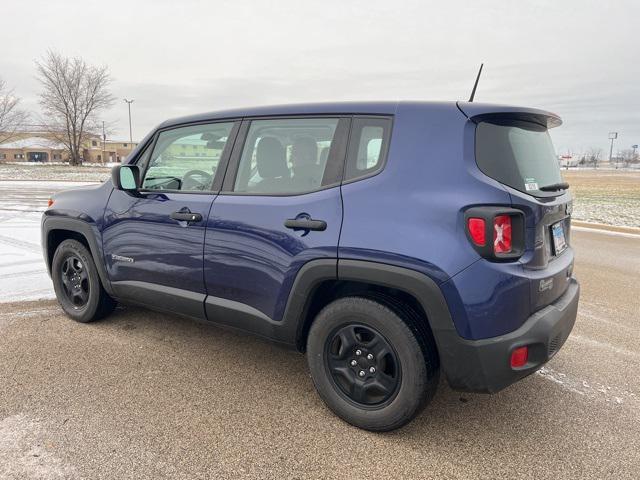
465, 207, 524, 261
510, 346, 529, 368
47, 198, 54, 208
467, 218, 486, 246
493, 215, 512, 254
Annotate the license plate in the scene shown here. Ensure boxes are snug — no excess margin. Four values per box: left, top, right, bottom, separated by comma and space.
551, 221, 567, 255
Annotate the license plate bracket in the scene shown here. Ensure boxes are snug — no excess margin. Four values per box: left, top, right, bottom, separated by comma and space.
551, 221, 567, 255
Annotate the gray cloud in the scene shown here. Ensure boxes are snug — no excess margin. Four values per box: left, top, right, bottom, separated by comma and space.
1, 0, 638, 155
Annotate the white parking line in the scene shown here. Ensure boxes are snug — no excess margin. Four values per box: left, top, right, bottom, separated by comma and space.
536, 366, 637, 405
568, 334, 639, 359
578, 306, 636, 333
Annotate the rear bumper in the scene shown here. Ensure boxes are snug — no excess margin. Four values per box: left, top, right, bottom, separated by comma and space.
439, 277, 579, 393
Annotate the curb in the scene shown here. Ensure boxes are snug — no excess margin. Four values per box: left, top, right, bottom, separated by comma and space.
572, 220, 640, 235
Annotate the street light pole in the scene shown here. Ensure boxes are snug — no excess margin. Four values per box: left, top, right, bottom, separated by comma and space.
102, 121, 106, 165
123, 98, 134, 143
608, 132, 618, 169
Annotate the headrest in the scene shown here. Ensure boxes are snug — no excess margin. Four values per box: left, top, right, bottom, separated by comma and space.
292, 136, 318, 166
256, 137, 287, 179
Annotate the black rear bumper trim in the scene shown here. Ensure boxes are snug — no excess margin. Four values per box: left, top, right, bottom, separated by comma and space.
440, 277, 579, 393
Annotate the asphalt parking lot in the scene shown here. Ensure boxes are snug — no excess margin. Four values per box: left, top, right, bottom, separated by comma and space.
0, 177, 640, 479
1, 215, 639, 478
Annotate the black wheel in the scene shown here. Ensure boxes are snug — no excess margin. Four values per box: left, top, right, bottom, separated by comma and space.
307, 296, 439, 431
52, 239, 116, 323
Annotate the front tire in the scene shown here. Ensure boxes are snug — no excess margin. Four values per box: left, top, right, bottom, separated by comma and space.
52, 239, 116, 323
306, 296, 439, 431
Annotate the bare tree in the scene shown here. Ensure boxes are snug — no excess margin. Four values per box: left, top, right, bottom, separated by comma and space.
0, 78, 29, 144
619, 149, 637, 168
36, 51, 114, 166
585, 147, 602, 169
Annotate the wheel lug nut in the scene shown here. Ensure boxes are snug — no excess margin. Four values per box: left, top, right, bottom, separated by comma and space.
350, 360, 357, 366
367, 354, 374, 360
358, 370, 366, 377
355, 349, 362, 356
369, 367, 376, 374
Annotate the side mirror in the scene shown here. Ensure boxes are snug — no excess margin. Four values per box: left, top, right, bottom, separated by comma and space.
112, 164, 140, 191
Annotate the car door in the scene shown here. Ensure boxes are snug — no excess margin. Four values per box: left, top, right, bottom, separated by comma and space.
102, 120, 239, 318
203, 116, 350, 325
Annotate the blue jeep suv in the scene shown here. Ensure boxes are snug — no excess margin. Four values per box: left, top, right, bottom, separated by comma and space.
42, 101, 579, 431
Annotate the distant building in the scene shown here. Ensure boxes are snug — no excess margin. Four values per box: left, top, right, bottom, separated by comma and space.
0, 128, 138, 164
80, 137, 139, 164
558, 154, 579, 168
0, 136, 67, 163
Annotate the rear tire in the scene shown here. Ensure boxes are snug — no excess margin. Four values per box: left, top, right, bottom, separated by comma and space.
306, 296, 439, 431
52, 239, 116, 323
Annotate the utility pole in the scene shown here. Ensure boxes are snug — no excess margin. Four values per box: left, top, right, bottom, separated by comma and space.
102, 121, 106, 165
608, 132, 618, 168
123, 98, 134, 143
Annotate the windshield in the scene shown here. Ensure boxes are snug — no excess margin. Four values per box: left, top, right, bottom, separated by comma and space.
475, 120, 563, 196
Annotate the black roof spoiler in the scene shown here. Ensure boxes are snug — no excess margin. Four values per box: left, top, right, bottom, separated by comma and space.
456, 101, 562, 129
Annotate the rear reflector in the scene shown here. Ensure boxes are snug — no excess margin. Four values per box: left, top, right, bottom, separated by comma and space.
467, 218, 486, 246
510, 346, 529, 368
493, 214, 512, 254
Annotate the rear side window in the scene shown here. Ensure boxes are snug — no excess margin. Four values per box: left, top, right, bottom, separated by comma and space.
233, 118, 341, 195
344, 117, 392, 182
475, 121, 563, 196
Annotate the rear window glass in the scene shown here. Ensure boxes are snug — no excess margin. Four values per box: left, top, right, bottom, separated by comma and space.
344, 117, 392, 182
475, 121, 562, 196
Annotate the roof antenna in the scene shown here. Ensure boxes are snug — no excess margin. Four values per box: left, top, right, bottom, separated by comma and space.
468, 63, 484, 102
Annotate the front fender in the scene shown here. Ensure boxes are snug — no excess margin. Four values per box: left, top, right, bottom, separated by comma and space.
41, 213, 113, 296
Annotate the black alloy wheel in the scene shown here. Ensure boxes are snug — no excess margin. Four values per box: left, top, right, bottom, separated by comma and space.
307, 296, 439, 431
325, 323, 401, 407
52, 239, 116, 322
60, 255, 90, 308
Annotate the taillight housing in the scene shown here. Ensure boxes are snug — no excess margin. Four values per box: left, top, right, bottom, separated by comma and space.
465, 207, 524, 261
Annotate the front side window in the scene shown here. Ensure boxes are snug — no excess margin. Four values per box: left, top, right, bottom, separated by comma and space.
233, 118, 340, 194
475, 121, 563, 196
142, 122, 234, 192
344, 117, 392, 182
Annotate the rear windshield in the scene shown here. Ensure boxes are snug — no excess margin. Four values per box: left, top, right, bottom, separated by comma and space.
475, 120, 562, 196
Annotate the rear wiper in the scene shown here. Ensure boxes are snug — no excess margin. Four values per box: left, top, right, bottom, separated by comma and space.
539, 182, 570, 192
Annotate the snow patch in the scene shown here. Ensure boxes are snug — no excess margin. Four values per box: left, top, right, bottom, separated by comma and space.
0, 182, 101, 303
0, 414, 78, 479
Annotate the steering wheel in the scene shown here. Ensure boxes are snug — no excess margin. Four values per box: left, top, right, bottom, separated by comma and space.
181, 169, 212, 191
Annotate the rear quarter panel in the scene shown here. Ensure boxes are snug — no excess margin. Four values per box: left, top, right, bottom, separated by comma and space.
338, 103, 511, 283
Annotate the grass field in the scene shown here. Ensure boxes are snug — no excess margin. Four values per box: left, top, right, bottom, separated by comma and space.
1, 164, 638, 228
562, 169, 640, 228
0, 162, 111, 182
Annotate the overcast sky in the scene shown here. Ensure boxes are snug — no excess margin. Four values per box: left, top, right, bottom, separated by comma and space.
2, 0, 639, 155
